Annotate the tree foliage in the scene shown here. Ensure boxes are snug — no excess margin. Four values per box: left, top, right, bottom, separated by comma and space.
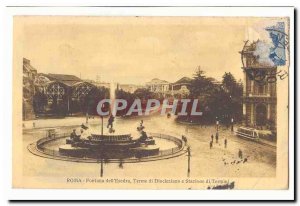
184, 67, 243, 124
32, 90, 48, 114
189, 67, 215, 97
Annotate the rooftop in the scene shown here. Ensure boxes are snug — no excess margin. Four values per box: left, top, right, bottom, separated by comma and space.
23, 58, 37, 72
173, 77, 192, 85
146, 78, 169, 85
40, 73, 82, 86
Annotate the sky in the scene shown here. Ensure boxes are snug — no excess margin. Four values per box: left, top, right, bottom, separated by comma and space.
16, 16, 286, 84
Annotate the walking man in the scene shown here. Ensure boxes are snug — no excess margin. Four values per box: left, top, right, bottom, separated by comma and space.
224, 138, 227, 148
211, 134, 214, 143
140, 120, 143, 127
216, 132, 219, 143
210, 141, 213, 149
238, 149, 243, 159
107, 115, 115, 129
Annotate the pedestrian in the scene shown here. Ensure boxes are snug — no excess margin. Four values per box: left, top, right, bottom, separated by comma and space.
107, 115, 114, 129
210, 141, 213, 149
224, 138, 227, 148
211, 134, 214, 142
238, 149, 243, 159
216, 132, 219, 143
182, 135, 187, 144
32, 122, 35, 128
70, 129, 76, 140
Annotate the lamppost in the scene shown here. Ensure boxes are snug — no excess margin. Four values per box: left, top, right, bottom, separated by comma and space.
101, 115, 104, 135
97, 152, 104, 177
231, 117, 234, 132
86, 96, 90, 124
100, 102, 105, 135
99, 103, 105, 177
187, 146, 191, 177
100, 158, 103, 177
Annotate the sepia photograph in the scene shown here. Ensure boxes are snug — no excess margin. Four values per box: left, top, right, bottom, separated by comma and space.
8, 6, 293, 199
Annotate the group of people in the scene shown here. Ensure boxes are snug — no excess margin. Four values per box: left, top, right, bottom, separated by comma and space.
209, 132, 227, 149
209, 131, 245, 161
23, 122, 36, 128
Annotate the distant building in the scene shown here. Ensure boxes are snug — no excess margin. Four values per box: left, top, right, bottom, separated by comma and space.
170, 77, 192, 97
22, 59, 107, 118
206, 77, 222, 86
146, 78, 170, 96
118, 84, 145, 94
240, 41, 277, 131
23, 58, 37, 120
23, 58, 37, 80
83, 79, 110, 89
35, 73, 96, 113
94, 82, 110, 89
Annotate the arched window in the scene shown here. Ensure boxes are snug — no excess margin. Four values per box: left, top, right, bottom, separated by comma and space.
71, 82, 96, 100
45, 81, 67, 101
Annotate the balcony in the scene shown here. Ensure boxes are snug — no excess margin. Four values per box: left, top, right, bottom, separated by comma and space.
248, 93, 271, 97
242, 96, 276, 104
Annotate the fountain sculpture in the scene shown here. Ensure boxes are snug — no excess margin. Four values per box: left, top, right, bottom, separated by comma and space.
59, 82, 159, 159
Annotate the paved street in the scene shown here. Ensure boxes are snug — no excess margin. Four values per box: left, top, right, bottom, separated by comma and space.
23, 115, 276, 183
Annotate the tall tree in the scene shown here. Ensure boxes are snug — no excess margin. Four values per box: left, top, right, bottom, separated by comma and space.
222, 72, 236, 92
189, 66, 215, 98
219, 72, 243, 123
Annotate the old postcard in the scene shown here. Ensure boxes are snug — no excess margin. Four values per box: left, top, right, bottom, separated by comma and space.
12, 11, 292, 194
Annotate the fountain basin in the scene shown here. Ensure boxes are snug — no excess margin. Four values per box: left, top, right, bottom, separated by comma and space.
59, 145, 89, 157
130, 145, 160, 157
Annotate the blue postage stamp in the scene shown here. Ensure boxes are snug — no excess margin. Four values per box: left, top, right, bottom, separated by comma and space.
265, 22, 288, 66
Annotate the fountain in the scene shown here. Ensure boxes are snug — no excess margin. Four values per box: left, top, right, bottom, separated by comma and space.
58, 82, 159, 159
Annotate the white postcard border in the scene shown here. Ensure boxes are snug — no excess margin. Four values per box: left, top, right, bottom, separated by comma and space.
1, 5, 295, 201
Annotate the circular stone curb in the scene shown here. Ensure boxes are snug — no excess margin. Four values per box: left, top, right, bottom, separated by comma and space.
28, 135, 187, 163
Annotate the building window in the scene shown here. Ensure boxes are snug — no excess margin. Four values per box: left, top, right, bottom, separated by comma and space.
258, 84, 264, 95
256, 104, 267, 126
